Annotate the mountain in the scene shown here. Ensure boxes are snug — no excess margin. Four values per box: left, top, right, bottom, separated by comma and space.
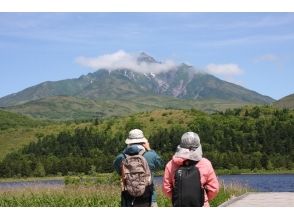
0, 53, 275, 119
273, 93, 294, 109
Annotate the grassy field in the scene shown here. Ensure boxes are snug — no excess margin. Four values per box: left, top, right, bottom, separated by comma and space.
0, 175, 249, 207
0, 184, 248, 207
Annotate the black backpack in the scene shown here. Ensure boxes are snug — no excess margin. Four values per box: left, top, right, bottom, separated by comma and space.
172, 160, 205, 207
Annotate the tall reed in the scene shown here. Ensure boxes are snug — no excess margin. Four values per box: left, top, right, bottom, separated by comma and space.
0, 185, 120, 207
0, 174, 249, 207
0, 181, 249, 207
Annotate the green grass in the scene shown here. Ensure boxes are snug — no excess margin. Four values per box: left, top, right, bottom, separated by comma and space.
0, 185, 121, 207
0, 175, 249, 207
210, 182, 250, 207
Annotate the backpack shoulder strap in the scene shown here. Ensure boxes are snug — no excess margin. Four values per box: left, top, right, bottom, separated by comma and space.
138, 149, 146, 156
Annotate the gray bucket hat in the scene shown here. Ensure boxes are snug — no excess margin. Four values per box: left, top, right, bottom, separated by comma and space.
174, 132, 203, 161
180, 131, 201, 149
125, 129, 148, 145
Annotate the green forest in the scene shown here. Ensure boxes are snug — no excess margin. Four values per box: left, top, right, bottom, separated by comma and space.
0, 105, 294, 178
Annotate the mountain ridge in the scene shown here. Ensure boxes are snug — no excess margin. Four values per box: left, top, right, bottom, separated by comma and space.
273, 93, 294, 109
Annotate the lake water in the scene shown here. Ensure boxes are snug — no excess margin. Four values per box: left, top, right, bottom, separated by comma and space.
218, 174, 294, 192
0, 174, 294, 192
0, 179, 64, 189
154, 174, 294, 192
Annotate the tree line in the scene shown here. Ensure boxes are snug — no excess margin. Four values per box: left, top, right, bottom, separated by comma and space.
0, 105, 293, 177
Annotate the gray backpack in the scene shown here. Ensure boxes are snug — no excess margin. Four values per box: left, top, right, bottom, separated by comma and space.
121, 151, 152, 197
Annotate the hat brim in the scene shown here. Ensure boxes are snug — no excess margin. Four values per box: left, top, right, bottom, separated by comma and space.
125, 137, 148, 145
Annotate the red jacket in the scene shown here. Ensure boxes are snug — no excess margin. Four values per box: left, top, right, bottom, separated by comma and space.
162, 156, 219, 207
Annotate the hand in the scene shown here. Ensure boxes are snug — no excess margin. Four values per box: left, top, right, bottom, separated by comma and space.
142, 142, 151, 151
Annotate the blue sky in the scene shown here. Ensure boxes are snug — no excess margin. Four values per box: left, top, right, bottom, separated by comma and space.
0, 13, 294, 100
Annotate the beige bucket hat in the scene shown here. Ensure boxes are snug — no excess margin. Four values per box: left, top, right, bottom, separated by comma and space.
125, 129, 148, 145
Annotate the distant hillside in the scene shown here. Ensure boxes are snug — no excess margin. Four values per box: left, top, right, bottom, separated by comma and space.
0, 109, 48, 130
0, 110, 51, 160
0, 109, 87, 160
1, 105, 293, 177
0, 108, 195, 161
4, 95, 256, 120
273, 93, 294, 109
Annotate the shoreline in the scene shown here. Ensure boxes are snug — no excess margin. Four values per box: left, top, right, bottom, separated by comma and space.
1, 170, 294, 183
215, 169, 294, 175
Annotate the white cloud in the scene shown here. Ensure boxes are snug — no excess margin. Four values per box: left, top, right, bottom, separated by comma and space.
255, 54, 278, 62
76, 50, 177, 74
205, 63, 243, 76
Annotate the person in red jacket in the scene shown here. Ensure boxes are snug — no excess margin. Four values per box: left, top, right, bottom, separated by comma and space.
162, 131, 219, 207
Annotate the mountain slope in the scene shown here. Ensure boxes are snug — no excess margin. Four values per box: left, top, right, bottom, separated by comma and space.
4, 95, 255, 120
273, 93, 294, 109
156, 66, 273, 103
0, 77, 90, 107
0, 109, 48, 130
0, 53, 275, 119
